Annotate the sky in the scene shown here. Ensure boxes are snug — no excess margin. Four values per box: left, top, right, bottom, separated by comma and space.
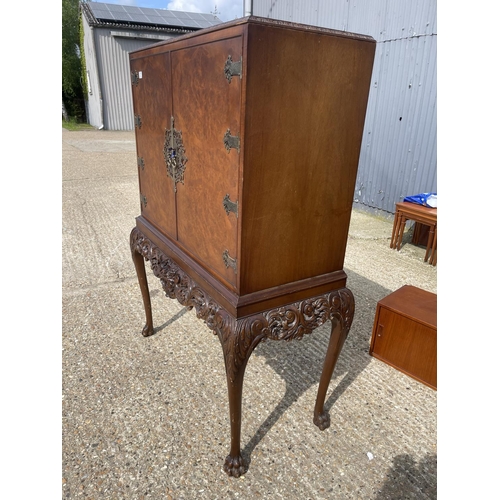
93, 0, 244, 22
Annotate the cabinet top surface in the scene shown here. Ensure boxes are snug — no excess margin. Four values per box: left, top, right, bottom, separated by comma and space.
129, 15, 375, 57
378, 285, 437, 329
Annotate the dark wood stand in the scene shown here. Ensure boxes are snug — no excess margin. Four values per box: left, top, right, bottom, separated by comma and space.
131, 227, 355, 477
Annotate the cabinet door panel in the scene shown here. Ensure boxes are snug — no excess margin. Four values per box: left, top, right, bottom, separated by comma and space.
375, 308, 437, 388
171, 37, 242, 288
131, 53, 176, 239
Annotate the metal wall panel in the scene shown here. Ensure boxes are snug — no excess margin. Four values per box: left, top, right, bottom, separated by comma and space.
344, 0, 436, 42
252, 0, 437, 215
356, 33, 437, 213
259, 0, 349, 30
94, 29, 175, 130
256, 0, 436, 41
316, 1, 348, 30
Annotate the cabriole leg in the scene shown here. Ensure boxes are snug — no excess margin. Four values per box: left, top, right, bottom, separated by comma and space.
215, 316, 264, 477
313, 318, 348, 430
130, 230, 154, 337
223, 360, 248, 477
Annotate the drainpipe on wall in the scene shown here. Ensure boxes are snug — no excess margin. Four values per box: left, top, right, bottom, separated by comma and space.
244, 0, 252, 17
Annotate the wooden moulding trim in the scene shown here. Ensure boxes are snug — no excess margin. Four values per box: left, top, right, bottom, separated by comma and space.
235, 279, 348, 318
238, 270, 347, 306
247, 16, 375, 42
129, 15, 375, 60
135, 217, 348, 319
129, 24, 245, 59
236, 272, 347, 318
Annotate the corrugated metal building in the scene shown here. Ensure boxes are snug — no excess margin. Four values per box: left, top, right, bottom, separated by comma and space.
80, 2, 222, 130
251, 0, 437, 216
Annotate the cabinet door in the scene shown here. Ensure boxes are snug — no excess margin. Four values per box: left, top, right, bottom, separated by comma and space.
373, 307, 437, 389
171, 37, 242, 288
131, 53, 177, 239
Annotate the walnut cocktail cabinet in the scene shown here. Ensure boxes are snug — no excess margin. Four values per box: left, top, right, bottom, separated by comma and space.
129, 16, 375, 477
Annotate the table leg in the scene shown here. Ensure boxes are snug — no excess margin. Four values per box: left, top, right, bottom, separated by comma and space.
412, 221, 421, 246
215, 313, 265, 478
313, 316, 349, 430
217, 289, 354, 476
130, 228, 154, 337
424, 224, 435, 262
390, 211, 401, 249
397, 216, 407, 250
430, 226, 437, 266
223, 369, 247, 477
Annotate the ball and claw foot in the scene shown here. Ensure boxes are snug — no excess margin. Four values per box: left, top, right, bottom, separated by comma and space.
223, 454, 247, 477
141, 324, 155, 337
313, 411, 331, 431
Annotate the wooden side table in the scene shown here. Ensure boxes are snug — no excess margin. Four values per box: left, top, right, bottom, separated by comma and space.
390, 202, 437, 265
369, 285, 437, 390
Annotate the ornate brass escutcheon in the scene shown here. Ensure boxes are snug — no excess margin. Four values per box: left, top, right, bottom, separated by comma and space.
223, 129, 240, 153
163, 116, 188, 193
224, 55, 242, 83
223, 194, 238, 217
222, 250, 237, 273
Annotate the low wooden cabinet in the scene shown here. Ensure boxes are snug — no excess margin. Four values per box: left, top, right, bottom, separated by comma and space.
370, 285, 437, 390
129, 16, 375, 476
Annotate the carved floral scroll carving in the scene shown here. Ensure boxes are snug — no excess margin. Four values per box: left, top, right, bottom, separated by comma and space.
130, 228, 355, 383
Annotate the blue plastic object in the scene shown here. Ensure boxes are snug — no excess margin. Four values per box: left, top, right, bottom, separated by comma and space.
403, 192, 437, 208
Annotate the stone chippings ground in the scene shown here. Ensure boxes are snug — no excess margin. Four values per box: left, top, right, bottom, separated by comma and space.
62, 129, 437, 499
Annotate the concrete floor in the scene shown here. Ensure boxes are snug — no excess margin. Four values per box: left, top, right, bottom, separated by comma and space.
62, 128, 437, 499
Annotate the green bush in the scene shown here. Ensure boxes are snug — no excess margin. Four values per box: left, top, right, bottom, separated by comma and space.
62, 0, 87, 123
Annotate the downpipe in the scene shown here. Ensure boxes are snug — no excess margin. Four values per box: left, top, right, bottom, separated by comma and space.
244, 0, 252, 17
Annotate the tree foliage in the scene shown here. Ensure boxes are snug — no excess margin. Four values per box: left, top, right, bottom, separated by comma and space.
62, 0, 86, 120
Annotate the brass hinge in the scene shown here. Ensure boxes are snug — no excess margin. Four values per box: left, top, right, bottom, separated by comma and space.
140, 193, 147, 209
131, 70, 142, 86
224, 55, 242, 83
223, 129, 240, 153
222, 194, 238, 217
137, 156, 145, 170
222, 250, 237, 273
134, 114, 142, 129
